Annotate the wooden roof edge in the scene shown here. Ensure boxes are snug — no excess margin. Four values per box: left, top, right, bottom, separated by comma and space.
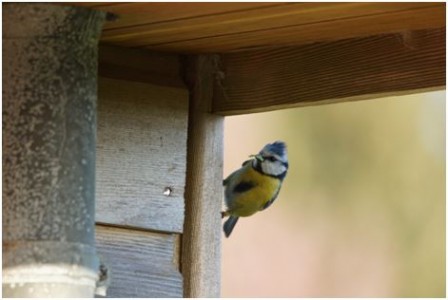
212, 28, 446, 116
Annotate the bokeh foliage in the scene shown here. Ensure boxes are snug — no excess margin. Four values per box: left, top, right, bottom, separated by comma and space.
222, 91, 445, 297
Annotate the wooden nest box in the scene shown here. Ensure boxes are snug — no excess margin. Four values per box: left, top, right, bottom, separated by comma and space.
2, 2, 445, 298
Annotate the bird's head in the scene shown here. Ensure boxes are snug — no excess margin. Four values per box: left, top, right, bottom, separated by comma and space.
251, 141, 288, 178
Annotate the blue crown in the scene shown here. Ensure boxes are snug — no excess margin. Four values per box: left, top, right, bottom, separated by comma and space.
264, 141, 286, 157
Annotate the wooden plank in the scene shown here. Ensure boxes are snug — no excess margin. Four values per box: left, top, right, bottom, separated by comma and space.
99, 2, 440, 47
98, 45, 183, 88
96, 78, 188, 233
80, 2, 284, 30
181, 55, 224, 297
144, 4, 445, 53
212, 28, 446, 115
96, 225, 182, 297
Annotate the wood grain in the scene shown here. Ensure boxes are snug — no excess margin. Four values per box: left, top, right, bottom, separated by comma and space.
99, 45, 183, 87
181, 55, 224, 297
79, 2, 283, 30
96, 225, 182, 297
99, 3, 440, 48
96, 78, 189, 233
212, 28, 446, 115
144, 4, 445, 53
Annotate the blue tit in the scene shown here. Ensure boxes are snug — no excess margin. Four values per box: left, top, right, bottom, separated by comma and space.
222, 141, 288, 237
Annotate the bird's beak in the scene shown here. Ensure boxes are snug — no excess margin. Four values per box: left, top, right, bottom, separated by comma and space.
249, 154, 264, 162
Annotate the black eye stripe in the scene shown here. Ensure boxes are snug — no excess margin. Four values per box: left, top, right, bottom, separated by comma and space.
265, 156, 276, 162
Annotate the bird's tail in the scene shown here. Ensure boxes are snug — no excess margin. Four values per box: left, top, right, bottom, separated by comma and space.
223, 216, 239, 238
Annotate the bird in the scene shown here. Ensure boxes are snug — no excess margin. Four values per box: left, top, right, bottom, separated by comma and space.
222, 141, 288, 237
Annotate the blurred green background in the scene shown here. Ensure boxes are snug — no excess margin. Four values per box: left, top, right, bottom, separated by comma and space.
221, 91, 445, 297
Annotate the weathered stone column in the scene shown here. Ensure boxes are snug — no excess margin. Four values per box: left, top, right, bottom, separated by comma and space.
3, 3, 105, 297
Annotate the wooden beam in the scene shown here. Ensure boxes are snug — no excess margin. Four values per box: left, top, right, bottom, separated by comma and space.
76, 2, 282, 30
142, 4, 444, 53
98, 45, 184, 88
100, 3, 437, 45
213, 28, 446, 115
181, 55, 224, 297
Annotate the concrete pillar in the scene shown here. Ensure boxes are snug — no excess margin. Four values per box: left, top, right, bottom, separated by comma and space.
3, 3, 105, 297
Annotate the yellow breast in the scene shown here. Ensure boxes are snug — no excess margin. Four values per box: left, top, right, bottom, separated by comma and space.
225, 164, 281, 217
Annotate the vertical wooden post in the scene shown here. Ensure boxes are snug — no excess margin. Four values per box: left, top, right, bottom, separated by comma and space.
182, 55, 224, 297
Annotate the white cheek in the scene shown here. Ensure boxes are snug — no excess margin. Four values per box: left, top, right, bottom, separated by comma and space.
261, 161, 286, 176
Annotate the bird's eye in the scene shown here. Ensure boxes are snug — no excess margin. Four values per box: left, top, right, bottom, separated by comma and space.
266, 156, 276, 162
